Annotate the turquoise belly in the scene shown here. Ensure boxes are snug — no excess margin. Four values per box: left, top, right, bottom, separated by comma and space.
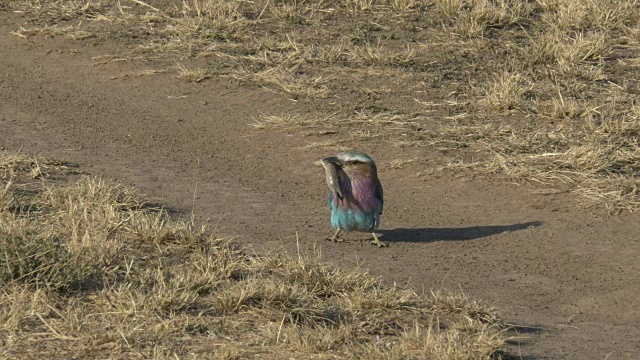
330, 207, 380, 232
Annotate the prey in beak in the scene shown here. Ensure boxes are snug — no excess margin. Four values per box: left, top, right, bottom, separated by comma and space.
318, 157, 343, 200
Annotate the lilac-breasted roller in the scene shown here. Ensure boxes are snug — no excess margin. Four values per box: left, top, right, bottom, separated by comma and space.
318, 151, 386, 247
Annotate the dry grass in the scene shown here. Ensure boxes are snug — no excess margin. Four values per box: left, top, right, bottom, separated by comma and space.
176, 63, 210, 82
388, 158, 418, 169
299, 140, 349, 151
4, 0, 640, 211
229, 65, 330, 99
434, 0, 533, 37
476, 70, 532, 112
252, 113, 343, 131
0, 151, 509, 358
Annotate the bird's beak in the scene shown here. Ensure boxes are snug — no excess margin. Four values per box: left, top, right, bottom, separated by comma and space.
314, 156, 341, 167
322, 156, 341, 164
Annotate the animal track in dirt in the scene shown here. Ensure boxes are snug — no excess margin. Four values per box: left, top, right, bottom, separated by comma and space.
1, 14, 639, 359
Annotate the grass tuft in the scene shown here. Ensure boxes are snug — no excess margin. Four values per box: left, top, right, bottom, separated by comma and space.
176, 63, 210, 82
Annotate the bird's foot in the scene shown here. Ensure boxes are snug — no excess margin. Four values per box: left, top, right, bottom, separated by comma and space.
326, 228, 343, 243
370, 239, 388, 247
370, 233, 387, 247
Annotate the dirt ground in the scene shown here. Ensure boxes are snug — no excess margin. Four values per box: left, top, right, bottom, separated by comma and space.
1, 12, 639, 359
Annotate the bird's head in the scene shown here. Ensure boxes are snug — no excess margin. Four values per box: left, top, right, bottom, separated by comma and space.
316, 151, 377, 176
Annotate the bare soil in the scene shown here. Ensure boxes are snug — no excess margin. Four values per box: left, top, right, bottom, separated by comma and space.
1, 12, 639, 359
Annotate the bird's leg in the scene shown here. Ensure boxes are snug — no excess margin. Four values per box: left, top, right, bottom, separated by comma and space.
326, 228, 343, 243
370, 233, 387, 247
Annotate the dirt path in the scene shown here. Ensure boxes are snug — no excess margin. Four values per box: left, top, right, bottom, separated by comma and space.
2, 15, 639, 359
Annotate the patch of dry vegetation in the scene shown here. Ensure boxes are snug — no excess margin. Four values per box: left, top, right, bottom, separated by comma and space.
0, 151, 509, 358
176, 63, 210, 82
4, 0, 640, 211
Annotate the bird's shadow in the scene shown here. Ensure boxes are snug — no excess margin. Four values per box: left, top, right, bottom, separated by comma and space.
379, 221, 542, 243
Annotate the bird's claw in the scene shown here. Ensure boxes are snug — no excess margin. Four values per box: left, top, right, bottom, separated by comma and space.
326, 237, 344, 243
370, 233, 387, 247
370, 240, 388, 247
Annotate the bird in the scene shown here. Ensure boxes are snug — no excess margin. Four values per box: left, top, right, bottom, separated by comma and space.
317, 151, 386, 247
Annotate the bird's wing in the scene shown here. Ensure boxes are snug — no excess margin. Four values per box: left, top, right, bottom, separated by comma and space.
324, 161, 344, 200
374, 180, 383, 214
